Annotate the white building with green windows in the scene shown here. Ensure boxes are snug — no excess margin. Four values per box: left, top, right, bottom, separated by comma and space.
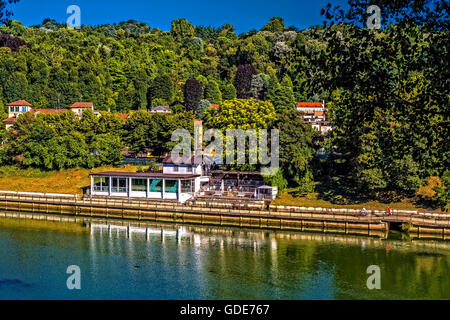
90, 155, 207, 203
90, 171, 201, 203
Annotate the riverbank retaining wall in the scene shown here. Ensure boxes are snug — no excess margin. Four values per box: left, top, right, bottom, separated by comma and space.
0, 191, 449, 239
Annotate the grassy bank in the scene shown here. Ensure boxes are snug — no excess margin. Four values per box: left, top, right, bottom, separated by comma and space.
274, 189, 449, 213
0, 165, 143, 196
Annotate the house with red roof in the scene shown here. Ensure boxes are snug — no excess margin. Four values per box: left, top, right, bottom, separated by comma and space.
3, 100, 34, 130
2, 100, 71, 130
296, 101, 332, 134
70, 102, 94, 118
7, 100, 33, 117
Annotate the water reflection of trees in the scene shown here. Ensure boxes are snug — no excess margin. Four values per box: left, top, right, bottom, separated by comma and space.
2, 216, 450, 299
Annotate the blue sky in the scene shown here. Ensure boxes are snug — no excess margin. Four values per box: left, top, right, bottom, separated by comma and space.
11, 0, 348, 33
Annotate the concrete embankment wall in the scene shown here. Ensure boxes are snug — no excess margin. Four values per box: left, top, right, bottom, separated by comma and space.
0, 191, 449, 239
0, 192, 389, 237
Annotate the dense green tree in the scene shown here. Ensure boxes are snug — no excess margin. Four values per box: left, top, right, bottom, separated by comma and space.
221, 83, 237, 100
197, 99, 211, 119
261, 17, 286, 33
321, 0, 449, 200
276, 110, 317, 191
123, 110, 152, 156
171, 18, 195, 41
4, 71, 27, 102
266, 75, 296, 112
147, 74, 175, 107
89, 133, 123, 167
204, 80, 222, 104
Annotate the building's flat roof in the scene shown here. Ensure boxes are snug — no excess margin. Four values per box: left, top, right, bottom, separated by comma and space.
91, 171, 200, 179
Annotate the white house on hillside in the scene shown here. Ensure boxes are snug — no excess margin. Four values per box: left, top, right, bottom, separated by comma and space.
70, 102, 94, 118
2, 100, 33, 130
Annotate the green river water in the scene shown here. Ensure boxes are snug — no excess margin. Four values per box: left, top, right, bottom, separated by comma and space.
0, 214, 449, 300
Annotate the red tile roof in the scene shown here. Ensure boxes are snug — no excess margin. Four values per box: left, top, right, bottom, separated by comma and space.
70, 102, 94, 109
31, 109, 68, 114
8, 100, 33, 107
2, 116, 17, 124
211, 104, 220, 109
297, 102, 324, 108
116, 113, 130, 120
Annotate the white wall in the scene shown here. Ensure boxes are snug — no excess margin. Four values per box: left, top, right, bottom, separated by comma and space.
163, 164, 202, 175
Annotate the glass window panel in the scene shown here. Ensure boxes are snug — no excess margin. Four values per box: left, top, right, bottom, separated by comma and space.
111, 178, 118, 193
181, 180, 193, 193
149, 179, 162, 192
94, 177, 102, 191
93, 177, 109, 192
131, 178, 147, 192
119, 178, 127, 193
165, 180, 178, 193
101, 177, 109, 192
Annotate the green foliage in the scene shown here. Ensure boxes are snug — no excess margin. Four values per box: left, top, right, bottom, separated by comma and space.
264, 169, 287, 193
261, 17, 286, 33
147, 74, 175, 107
276, 110, 317, 191
203, 98, 276, 131
170, 103, 185, 114
197, 99, 211, 119
267, 75, 296, 112
124, 110, 194, 157
204, 80, 222, 104
0, 5, 446, 203
171, 18, 195, 41
221, 83, 237, 100
203, 98, 276, 171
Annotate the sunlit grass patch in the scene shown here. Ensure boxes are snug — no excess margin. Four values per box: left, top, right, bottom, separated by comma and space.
0, 165, 142, 195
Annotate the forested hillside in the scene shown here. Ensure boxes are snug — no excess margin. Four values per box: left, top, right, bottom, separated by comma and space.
0, 0, 448, 208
